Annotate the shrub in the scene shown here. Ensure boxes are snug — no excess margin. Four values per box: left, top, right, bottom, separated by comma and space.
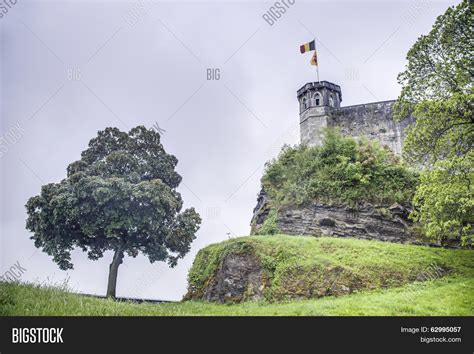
261, 129, 418, 208
255, 209, 280, 235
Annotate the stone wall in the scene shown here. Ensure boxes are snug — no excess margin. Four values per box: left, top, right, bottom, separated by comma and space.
328, 101, 415, 155
300, 99, 414, 154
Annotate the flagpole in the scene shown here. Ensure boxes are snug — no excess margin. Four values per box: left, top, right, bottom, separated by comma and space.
315, 39, 320, 82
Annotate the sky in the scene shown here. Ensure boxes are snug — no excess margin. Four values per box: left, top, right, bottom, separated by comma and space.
0, 0, 459, 300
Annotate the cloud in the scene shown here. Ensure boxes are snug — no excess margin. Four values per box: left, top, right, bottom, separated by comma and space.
0, 0, 457, 300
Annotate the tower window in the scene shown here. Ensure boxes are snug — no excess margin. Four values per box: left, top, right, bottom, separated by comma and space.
302, 97, 308, 109
312, 92, 322, 106
329, 95, 334, 107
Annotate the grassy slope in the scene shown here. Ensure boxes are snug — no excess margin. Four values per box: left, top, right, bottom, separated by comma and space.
187, 235, 474, 301
1, 235, 473, 316
1, 277, 473, 316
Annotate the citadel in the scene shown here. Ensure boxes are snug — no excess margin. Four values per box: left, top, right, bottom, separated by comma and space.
250, 80, 417, 244
297, 80, 414, 154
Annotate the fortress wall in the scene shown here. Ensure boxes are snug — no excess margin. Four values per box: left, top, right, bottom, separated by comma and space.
328, 101, 414, 155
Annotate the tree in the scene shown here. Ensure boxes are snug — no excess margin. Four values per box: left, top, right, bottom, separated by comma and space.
25, 126, 201, 298
411, 153, 473, 246
395, 1, 472, 121
394, 0, 473, 245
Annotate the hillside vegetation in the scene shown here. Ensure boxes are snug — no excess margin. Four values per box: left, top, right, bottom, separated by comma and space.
2, 236, 472, 316
1, 276, 472, 316
261, 130, 418, 208
186, 235, 473, 302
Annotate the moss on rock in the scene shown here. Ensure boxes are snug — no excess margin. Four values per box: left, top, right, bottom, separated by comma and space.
185, 235, 473, 303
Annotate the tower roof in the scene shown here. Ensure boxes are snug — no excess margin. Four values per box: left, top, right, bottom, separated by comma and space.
297, 81, 342, 101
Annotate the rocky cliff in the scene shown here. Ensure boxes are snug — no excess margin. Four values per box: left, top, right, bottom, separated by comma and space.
195, 253, 265, 302
251, 190, 422, 245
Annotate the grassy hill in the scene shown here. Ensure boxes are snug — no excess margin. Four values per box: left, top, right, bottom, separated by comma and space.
1, 235, 473, 316
0, 277, 472, 316
186, 235, 473, 302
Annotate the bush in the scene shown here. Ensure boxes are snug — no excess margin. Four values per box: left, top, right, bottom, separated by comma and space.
261, 129, 418, 208
255, 209, 280, 235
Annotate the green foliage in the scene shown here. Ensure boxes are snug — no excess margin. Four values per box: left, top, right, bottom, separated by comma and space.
411, 154, 473, 245
187, 235, 474, 303
25, 126, 201, 271
401, 93, 474, 166
261, 129, 418, 207
394, 1, 473, 244
255, 209, 280, 235
394, 1, 473, 120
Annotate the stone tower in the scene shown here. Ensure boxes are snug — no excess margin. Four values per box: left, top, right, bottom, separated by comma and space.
298, 81, 342, 146
297, 80, 414, 154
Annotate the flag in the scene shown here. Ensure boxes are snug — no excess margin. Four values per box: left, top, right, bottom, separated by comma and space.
310, 51, 318, 66
300, 40, 315, 54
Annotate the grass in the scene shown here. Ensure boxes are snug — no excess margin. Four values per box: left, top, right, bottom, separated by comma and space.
1, 235, 473, 316
186, 235, 474, 301
0, 277, 472, 316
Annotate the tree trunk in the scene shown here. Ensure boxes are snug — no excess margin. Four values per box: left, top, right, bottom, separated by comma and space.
106, 247, 124, 298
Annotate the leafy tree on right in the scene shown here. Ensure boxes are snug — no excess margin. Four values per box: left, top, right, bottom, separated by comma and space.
394, 0, 473, 245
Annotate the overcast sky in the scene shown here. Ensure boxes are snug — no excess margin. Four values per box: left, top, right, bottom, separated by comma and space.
1, 0, 459, 300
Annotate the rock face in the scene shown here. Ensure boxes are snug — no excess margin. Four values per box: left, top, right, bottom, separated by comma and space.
201, 253, 264, 302
275, 203, 414, 243
251, 191, 418, 244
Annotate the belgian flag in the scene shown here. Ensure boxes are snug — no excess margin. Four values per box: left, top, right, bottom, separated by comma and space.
300, 40, 315, 54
